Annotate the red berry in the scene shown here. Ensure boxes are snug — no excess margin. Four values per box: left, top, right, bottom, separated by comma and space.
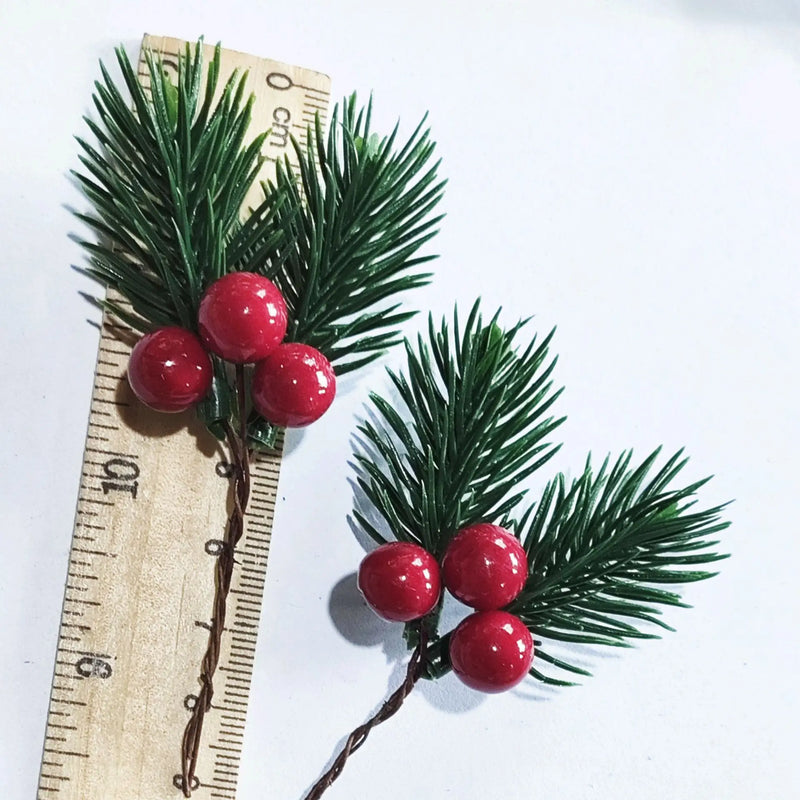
442, 523, 528, 610
449, 610, 534, 693
198, 272, 287, 363
251, 343, 336, 428
358, 542, 441, 622
127, 327, 212, 413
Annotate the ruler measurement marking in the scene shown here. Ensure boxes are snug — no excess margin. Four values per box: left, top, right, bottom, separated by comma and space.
240, 568, 266, 579
225, 659, 255, 671
300, 84, 329, 97
72, 547, 117, 558
214, 769, 240, 779
218, 736, 244, 746
239, 568, 266, 579
242, 535, 269, 547
245, 524, 273, 535
67, 572, 98, 581
76, 496, 114, 507
63, 597, 101, 608
91, 397, 130, 408
214, 753, 239, 776
241, 535, 270, 547
242, 523, 270, 535
222, 675, 252, 686
86, 423, 119, 433
237, 581, 265, 593
232, 616, 261, 628
230, 634, 257, 646
244, 513, 273, 524
252, 460, 281, 474
218, 665, 251, 676
231, 597, 262, 608
84, 446, 139, 459
43, 749, 89, 759
229, 588, 263, 600
211, 769, 240, 779
98, 345, 132, 356
214, 698, 247, 710
209, 743, 242, 753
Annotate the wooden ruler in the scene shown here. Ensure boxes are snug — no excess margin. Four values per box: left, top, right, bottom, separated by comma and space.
37, 36, 330, 800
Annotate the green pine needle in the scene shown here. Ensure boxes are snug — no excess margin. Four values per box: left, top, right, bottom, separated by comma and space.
259, 97, 446, 374
354, 301, 565, 555
75, 41, 266, 329
504, 448, 730, 684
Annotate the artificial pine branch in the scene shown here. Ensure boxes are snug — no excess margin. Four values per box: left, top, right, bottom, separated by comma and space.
420, 448, 729, 682
75, 41, 267, 331
507, 448, 730, 683
262, 99, 446, 374
312, 303, 730, 794
354, 301, 565, 555
76, 41, 444, 437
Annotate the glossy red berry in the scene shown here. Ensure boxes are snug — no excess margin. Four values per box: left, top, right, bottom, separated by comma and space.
127, 326, 212, 413
251, 343, 336, 427
441, 523, 528, 610
449, 610, 534, 693
198, 272, 287, 363
358, 542, 441, 622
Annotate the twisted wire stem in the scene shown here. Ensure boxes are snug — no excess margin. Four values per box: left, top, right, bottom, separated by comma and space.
181, 365, 251, 797
302, 625, 429, 800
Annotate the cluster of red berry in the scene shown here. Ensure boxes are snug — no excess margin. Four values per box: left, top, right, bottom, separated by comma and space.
357, 524, 534, 693
126, 272, 336, 427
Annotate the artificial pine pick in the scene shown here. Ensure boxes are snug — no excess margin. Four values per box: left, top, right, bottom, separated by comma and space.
73, 40, 444, 795
301, 302, 729, 798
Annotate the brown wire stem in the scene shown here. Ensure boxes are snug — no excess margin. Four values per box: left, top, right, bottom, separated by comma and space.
180, 365, 251, 797
301, 625, 429, 800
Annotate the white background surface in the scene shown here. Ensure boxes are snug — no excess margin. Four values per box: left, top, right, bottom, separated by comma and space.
1, 1, 799, 798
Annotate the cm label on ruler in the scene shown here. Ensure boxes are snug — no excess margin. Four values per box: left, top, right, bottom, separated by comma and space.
38, 36, 331, 800
139, 37, 329, 175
